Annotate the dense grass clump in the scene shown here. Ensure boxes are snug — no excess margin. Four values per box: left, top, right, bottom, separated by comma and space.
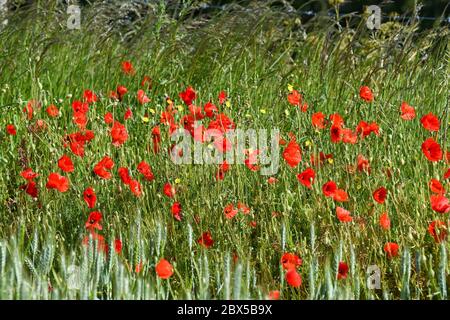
0, 1, 449, 299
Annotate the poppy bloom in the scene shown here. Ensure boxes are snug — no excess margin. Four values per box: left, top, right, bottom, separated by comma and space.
20, 181, 38, 198
285, 269, 302, 288
85, 211, 102, 231
444, 168, 450, 180
297, 168, 315, 189
237, 202, 250, 214
124, 108, 133, 120
129, 179, 142, 197
336, 207, 352, 223
373, 187, 387, 204
21, 168, 38, 180
357, 154, 370, 174
58, 154, 74, 173
400, 102, 415, 120
83, 89, 98, 104
118, 167, 131, 185
311, 112, 327, 129
23, 100, 38, 120
45, 104, 59, 117
179, 86, 196, 106
204, 102, 218, 118
137, 161, 154, 181
379, 212, 391, 230
337, 262, 349, 280
430, 195, 450, 213
333, 189, 349, 202
283, 139, 301, 168
83, 187, 96, 208
267, 177, 278, 184
6, 124, 16, 135
224, 203, 238, 219
323, 181, 337, 197
422, 138, 442, 162
383, 242, 399, 258
429, 179, 445, 195
163, 183, 176, 198
197, 231, 214, 248
171, 202, 182, 221
155, 258, 174, 279
267, 290, 280, 300
152, 126, 161, 154
330, 125, 342, 143
329, 113, 344, 127
287, 89, 302, 106
218, 91, 227, 104
121, 61, 135, 75
46, 173, 69, 192
428, 221, 447, 243
104, 112, 114, 124
216, 161, 230, 181
356, 121, 380, 138
341, 129, 358, 144
117, 85, 128, 100
114, 239, 122, 254
359, 86, 374, 102
93, 156, 114, 179
137, 89, 150, 104
280, 253, 302, 270
111, 121, 128, 147
420, 113, 440, 132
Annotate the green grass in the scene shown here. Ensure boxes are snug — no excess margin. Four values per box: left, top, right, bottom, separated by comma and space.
0, 1, 449, 299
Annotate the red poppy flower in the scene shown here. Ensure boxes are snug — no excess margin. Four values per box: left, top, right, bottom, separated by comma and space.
58, 154, 74, 173
285, 269, 302, 288
337, 262, 349, 280
83, 187, 96, 208
152, 126, 161, 153
117, 85, 128, 100
237, 202, 250, 214
330, 124, 342, 143
104, 112, 114, 124
156, 258, 174, 279
357, 154, 370, 174
428, 221, 447, 243
198, 231, 214, 248
179, 86, 196, 106
85, 211, 102, 231
171, 202, 182, 221
287, 90, 302, 106
45, 104, 59, 117
430, 195, 450, 213
114, 239, 122, 254
267, 291, 280, 300
429, 179, 445, 195
267, 177, 278, 184
323, 181, 337, 197
420, 113, 440, 132
163, 183, 176, 198
384, 242, 399, 258
6, 124, 16, 135
124, 108, 133, 120
379, 212, 391, 230
137, 89, 150, 104
111, 121, 128, 147
341, 129, 358, 144
297, 168, 315, 189
422, 138, 442, 162
359, 86, 374, 102
137, 161, 154, 181
216, 161, 230, 181
46, 173, 69, 192
20, 181, 38, 198
73, 111, 87, 129
283, 139, 301, 168
203, 102, 218, 118
333, 189, 349, 202
72, 100, 89, 113
311, 112, 327, 129
218, 91, 227, 104
329, 113, 344, 127
129, 179, 142, 197
83, 89, 97, 104
224, 203, 238, 219
356, 121, 380, 138
121, 61, 135, 75
93, 156, 114, 179
23, 100, 38, 120
336, 206, 352, 222
444, 168, 450, 180
281, 253, 302, 270
21, 168, 38, 180
118, 167, 131, 185
400, 102, 415, 120
373, 187, 387, 204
